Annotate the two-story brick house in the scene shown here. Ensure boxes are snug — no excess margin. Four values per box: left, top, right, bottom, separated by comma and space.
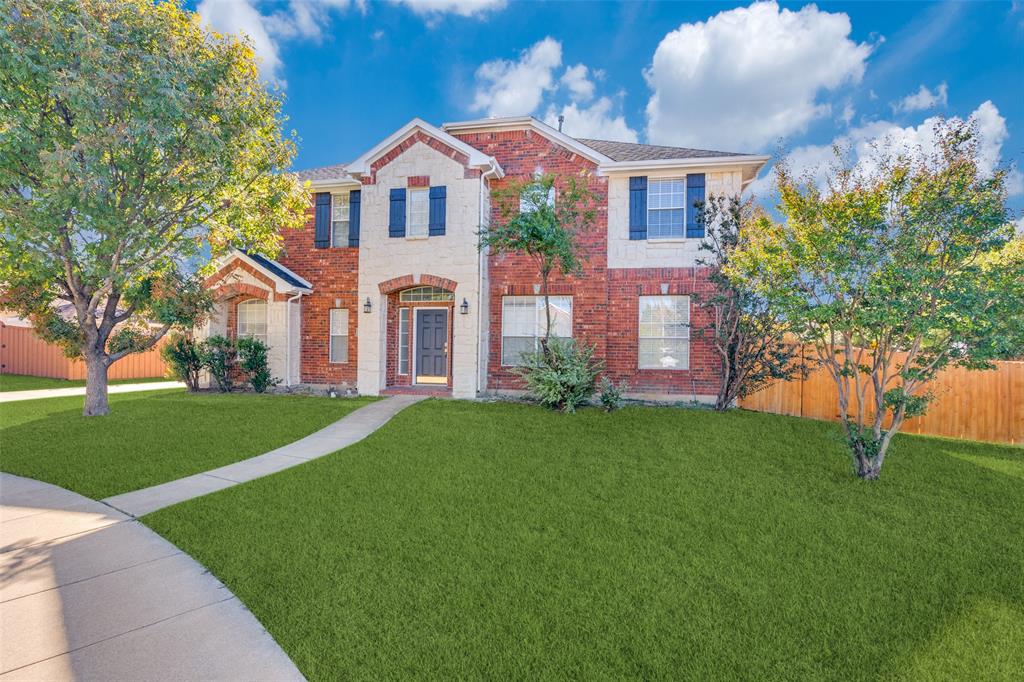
200, 116, 767, 402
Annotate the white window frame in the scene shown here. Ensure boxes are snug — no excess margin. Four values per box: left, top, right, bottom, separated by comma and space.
407, 187, 429, 238
398, 307, 410, 375
500, 295, 573, 367
647, 177, 686, 240
331, 194, 349, 247
638, 295, 690, 370
329, 308, 349, 363
236, 299, 268, 344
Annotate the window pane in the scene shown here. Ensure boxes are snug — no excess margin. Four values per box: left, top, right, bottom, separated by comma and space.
237, 300, 267, 343
332, 194, 349, 222
638, 338, 689, 369
647, 178, 685, 238
399, 308, 410, 374
331, 220, 348, 247
408, 189, 429, 237
399, 286, 454, 302
329, 309, 348, 363
501, 336, 536, 366
329, 336, 347, 363
501, 296, 573, 366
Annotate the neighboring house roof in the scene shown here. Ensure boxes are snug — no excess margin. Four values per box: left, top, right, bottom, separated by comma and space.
574, 138, 753, 162
240, 250, 313, 291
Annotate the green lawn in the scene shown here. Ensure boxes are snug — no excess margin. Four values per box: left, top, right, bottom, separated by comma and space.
0, 373, 173, 392
144, 400, 1024, 680
0, 390, 376, 498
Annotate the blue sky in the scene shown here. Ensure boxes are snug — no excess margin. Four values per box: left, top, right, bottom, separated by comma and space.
190, 0, 1024, 218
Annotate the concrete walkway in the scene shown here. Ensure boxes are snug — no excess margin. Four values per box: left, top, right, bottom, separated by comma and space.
0, 473, 304, 681
0, 381, 184, 403
104, 394, 427, 518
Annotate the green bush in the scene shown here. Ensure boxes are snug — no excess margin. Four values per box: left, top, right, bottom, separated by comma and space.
161, 333, 202, 391
598, 376, 627, 412
200, 335, 236, 392
514, 339, 603, 413
236, 337, 280, 393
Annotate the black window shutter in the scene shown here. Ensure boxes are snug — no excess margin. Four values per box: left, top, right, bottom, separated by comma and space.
389, 188, 406, 238
348, 189, 361, 247
686, 174, 706, 238
428, 186, 446, 236
628, 176, 647, 240
314, 192, 331, 248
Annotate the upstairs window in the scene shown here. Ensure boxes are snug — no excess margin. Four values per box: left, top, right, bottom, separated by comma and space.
407, 188, 429, 237
331, 194, 349, 247
236, 299, 267, 344
647, 178, 685, 239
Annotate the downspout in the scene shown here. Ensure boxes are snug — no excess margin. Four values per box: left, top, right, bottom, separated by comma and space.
477, 161, 502, 396
284, 292, 302, 387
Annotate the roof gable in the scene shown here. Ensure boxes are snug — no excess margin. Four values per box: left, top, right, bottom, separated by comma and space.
348, 118, 501, 178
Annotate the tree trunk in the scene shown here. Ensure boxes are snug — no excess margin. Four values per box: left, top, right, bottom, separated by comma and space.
83, 355, 110, 417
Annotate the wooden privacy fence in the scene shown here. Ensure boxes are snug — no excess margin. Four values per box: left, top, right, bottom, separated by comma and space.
0, 323, 169, 380
740, 348, 1023, 445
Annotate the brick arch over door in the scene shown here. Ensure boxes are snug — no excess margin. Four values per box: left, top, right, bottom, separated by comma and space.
377, 274, 458, 295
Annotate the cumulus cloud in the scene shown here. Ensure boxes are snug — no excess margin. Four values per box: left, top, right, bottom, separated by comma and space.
749, 101, 1023, 198
471, 39, 637, 141
390, 0, 506, 19
197, 0, 359, 84
891, 82, 948, 113
472, 37, 563, 117
644, 1, 872, 151
544, 98, 638, 142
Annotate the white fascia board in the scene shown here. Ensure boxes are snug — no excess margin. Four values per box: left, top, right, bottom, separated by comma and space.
347, 117, 498, 175
224, 249, 313, 295
308, 175, 361, 190
442, 116, 614, 166
597, 155, 771, 176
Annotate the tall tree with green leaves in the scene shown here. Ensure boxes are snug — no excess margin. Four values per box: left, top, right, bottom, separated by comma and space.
729, 120, 1022, 479
480, 173, 597, 351
0, 0, 309, 415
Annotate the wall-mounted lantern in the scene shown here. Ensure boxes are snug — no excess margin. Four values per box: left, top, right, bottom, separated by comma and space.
363, 297, 372, 314
460, 298, 469, 315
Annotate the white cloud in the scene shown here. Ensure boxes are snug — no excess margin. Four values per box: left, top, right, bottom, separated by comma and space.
471, 38, 638, 142
197, 0, 358, 84
750, 101, 1022, 198
840, 101, 855, 126
561, 64, 595, 103
644, 1, 872, 151
891, 82, 948, 113
472, 37, 563, 117
391, 0, 506, 19
544, 98, 639, 142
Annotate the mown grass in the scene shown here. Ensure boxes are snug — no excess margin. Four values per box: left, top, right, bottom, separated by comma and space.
0, 390, 376, 498
0, 373, 173, 392
144, 399, 1024, 680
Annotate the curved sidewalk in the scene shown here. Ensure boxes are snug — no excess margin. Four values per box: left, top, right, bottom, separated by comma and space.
0, 473, 304, 681
103, 394, 427, 518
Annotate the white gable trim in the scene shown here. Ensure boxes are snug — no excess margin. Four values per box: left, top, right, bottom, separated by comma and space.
442, 116, 613, 166
348, 118, 502, 177
214, 250, 313, 295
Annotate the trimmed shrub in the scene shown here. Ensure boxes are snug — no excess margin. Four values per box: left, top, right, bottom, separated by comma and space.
236, 337, 280, 393
200, 335, 236, 392
515, 339, 603, 413
161, 333, 202, 391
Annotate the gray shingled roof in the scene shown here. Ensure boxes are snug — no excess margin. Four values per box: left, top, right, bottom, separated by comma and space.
294, 162, 349, 182
575, 138, 751, 162
242, 251, 311, 290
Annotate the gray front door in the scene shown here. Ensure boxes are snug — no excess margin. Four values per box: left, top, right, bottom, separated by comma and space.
416, 308, 448, 382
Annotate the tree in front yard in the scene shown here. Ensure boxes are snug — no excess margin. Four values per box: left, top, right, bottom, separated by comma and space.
0, 0, 309, 416
696, 195, 805, 412
730, 120, 1023, 479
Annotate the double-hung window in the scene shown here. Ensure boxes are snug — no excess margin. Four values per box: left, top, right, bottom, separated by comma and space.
236, 299, 267, 344
331, 194, 349, 247
638, 296, 689, 369
647, 178, 685, 239
329, 308, 348, 363
407, 188, 429, 237
501, 296, 572, 366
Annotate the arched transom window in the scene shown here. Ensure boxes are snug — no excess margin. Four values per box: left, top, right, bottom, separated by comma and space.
399, 286, 454, 302
236, 299, 267, 343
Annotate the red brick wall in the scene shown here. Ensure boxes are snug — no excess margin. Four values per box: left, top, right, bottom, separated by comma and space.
278, 206, 359, 386
452, 128, 721, 397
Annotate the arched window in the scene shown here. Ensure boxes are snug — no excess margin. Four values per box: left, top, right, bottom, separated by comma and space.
236, 299, 267, 343
399, 286, 454, 302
